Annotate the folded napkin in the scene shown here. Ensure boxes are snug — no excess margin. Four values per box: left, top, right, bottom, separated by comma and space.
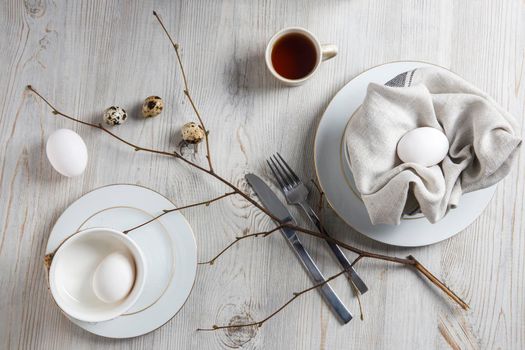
346, 67, 521, 225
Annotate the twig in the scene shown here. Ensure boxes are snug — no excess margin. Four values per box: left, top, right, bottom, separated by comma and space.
198, 225, 283, 265
351, 255, 364, 267
123, 192, 236, 234
153, 11, 214, 173
195, 219, 467, 312
408, 255, 469, 310
197, 268, 350, 331
28, 84, 468, 325
27, 85, 182, 160
349, 280, 364, 321
350, 255, 365, 320
29, 11, 469, 332
29, 84, 468, 330
309, 177, 363, 300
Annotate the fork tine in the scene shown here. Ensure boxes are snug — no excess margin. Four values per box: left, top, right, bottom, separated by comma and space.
273, 154, 297, 186
276, 152, 300, 182
267, 159, 286, 190
269, 156, 291, 188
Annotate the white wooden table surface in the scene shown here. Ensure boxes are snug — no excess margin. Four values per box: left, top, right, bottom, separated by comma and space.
1, 0, 524, 349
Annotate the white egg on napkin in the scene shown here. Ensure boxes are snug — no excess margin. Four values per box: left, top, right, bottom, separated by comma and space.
46, 129, 88, 177
345, 67, 521, 225
396, 127, 449, 167
92, 252, 136, 304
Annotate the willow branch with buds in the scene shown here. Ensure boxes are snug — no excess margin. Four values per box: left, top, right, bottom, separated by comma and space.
31, 11, 469, 332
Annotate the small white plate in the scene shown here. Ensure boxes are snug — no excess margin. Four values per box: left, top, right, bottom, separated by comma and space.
314, 61, 496, 247
45, 184, 197, 338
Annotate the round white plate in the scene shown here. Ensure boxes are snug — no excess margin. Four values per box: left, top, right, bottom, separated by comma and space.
314, 61, 496, 247
45, 184, 197, 338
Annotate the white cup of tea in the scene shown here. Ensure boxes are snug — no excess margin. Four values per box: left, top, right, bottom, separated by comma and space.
265, 27, 338, 86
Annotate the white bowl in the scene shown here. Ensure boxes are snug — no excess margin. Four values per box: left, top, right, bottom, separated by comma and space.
48, 227, 146, 322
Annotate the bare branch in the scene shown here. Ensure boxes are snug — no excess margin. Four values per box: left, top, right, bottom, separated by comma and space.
197, 268, 349, 331
350, 255, 365, 320
123, 191, 236, 234
153, 11, 214, 173
27, 85, 180, 160
408, 255, 469, 310
350, 280, 365, 321
29, 84, 469, 323
29, 11, 469, 333
198, 225, 283, 265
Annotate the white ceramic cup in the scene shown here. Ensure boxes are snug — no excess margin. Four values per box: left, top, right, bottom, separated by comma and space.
265, 27, 338, 86
49, 227, 146, 323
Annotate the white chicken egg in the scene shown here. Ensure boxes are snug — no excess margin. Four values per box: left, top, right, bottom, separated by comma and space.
92, 252, 135, 304
46, 129, 88, 177
396, 127, 449, 167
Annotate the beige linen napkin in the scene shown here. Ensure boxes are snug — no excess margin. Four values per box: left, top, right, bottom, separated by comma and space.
346, 67, 521, 225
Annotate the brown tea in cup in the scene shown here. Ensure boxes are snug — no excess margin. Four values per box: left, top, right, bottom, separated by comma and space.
265, 27, 337, 86
270, 33, 318, 80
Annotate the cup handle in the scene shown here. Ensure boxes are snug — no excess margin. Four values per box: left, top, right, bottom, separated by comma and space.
321, 44, 338, 61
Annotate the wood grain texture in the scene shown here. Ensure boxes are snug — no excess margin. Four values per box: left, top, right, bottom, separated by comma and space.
1, 0, 524, 349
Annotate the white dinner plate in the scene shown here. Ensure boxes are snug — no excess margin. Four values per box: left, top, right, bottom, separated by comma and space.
45, 184, 197, 338
314, 61, 496, 247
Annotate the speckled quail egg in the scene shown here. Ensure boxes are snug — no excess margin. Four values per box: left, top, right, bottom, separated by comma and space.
103, 106, 127, 126
142, 96, 164, 118
181, 122, 205, 144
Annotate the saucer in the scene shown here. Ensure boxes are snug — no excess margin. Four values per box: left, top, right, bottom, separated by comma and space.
45, 184, 197, 338
314, 61, 496, 247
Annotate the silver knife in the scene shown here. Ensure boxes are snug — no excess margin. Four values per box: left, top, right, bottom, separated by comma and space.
246, 174, 352, 324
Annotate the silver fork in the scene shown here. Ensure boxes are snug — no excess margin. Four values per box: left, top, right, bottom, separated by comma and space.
267, 153, 368, 295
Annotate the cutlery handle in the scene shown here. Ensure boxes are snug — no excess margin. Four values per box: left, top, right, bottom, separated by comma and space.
282, 227, 352, 324
298, 202, 369, 295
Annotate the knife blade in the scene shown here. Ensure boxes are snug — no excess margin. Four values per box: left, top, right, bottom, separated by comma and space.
245, 173, 352, 324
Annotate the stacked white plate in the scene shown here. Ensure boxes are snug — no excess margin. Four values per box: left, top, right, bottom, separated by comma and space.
46, 184, 197, 338
314, 61, 496, 247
